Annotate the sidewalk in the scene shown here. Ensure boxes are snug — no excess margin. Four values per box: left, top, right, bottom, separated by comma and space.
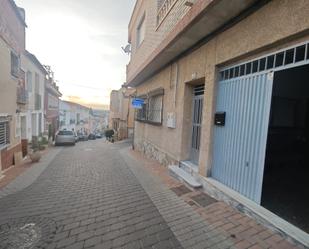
0, 147, 62, 199
121, 147, 306, 249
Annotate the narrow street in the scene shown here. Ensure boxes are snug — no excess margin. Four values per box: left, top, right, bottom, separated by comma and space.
0, 140, 233, 249
0, 140, 180, 249
0, 140, 306, 249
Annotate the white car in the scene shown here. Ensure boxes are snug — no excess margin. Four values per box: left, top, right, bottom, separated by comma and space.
55, 130, 76, 146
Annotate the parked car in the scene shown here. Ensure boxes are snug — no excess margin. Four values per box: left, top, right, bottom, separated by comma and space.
88, 133, 96, 140
78, 132, 88, 141
55, 130, 76, 146
95, 133, 102, 139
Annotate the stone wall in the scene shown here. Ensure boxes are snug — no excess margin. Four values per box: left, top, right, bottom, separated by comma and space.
135, 139, 178, 167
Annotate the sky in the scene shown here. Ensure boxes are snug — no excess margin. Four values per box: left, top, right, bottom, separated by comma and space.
15, 0, 136, 110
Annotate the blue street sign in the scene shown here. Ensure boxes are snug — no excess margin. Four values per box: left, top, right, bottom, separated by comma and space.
132, 98, 144, 109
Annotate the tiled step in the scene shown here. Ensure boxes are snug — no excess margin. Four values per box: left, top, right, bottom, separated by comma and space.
168, 165, 202, 189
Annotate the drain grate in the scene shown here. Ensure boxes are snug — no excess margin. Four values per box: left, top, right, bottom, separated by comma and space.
171, 185, 192, 196
191, 193, 217, 207
0, 217, 57, 249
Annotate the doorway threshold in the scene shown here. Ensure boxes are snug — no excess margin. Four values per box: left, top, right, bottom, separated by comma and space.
197, 176, 309, 248
179, 160, 198, 175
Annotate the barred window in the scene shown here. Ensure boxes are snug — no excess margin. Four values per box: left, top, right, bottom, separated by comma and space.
136, 99, 147, 121
0, 120, 10, 148
136, 88, 164, 125
148, 95, 163, 124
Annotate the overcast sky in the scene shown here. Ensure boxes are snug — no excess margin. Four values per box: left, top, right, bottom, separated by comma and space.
15, 0, 136, 110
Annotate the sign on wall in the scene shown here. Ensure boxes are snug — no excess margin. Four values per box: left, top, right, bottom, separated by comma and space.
132, 98, 144, 109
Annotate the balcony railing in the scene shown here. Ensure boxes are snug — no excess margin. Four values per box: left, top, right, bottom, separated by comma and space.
35, 93, 42, 110
16, 87, 28, 104
157, 0, 178, 27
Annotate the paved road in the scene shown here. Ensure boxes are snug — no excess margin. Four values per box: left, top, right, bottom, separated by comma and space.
0, 140, 234, 249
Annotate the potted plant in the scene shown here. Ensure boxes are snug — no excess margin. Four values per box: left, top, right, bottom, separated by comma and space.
29, 136, 41, 163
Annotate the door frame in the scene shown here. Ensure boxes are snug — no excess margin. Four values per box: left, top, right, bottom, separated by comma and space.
190, 88, 204, 165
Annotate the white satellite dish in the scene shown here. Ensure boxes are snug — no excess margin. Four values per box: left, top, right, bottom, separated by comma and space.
122, 44, 131, 54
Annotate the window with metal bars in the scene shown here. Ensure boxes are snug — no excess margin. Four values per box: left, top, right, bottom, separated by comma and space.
136, 100, 147, 121
136, 89, 164, 125
147, 94, 163, 124
0, 121, 10, 148
220, 42, 309, 80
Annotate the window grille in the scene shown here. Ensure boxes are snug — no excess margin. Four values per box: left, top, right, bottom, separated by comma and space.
220, 42, 309, 80
148, 95, 163, 123
0, 120, 10, 148
136, 89, 164, 125
136, 101, 147, 121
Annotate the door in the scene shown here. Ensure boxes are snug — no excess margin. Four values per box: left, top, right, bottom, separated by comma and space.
190, 85, 204, 165
212, 72, 273, 204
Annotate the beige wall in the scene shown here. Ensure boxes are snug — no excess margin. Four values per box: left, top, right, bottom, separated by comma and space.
0, 38, 20, 148
109, 87, 136, 140
132, 0, 309, 173
128, 0, 197, 81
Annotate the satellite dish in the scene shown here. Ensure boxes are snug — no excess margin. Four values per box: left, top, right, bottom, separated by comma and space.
122, 44, 131, 54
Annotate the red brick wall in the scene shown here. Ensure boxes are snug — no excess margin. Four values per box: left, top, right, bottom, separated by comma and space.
0, 143, 22, 170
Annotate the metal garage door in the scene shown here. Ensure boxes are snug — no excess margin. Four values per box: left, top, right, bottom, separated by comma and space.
212, 72, 273, 204
212, 41, 309, 204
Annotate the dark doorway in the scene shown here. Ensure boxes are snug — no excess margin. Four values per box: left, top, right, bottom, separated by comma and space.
262, 64, 309, 232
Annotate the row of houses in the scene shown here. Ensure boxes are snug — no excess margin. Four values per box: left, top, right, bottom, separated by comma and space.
59, 100, 109, 135
121, 0, 309, 245
0, 0, 109, 177
0, 0, 62, 175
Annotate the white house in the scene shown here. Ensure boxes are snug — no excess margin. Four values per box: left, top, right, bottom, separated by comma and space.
20, 51, 46, 142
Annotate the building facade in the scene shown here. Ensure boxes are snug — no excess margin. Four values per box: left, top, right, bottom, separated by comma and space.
44, 66, 62, 140
0, 0, 26, 173
59, 100, 91, 134
109, 86, 135, 140
20, 51, 46, 145
127, 0, 309, 244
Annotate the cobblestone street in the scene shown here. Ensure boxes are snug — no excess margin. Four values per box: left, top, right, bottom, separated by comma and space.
0, 140, 305, 249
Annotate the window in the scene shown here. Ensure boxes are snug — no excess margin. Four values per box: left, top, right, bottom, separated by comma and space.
136, 89, 164, 125
11, 52, 19, 77
148, 95, 163, 123
58, 130, 73, 136
26, 71, 33, 92
0, 120, 10, 148
137, 14, 146, 47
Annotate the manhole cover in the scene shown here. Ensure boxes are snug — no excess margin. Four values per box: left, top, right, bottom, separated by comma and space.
191, 193, 217, 207
171, 185, 192, 196
0, 217, 57, 249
